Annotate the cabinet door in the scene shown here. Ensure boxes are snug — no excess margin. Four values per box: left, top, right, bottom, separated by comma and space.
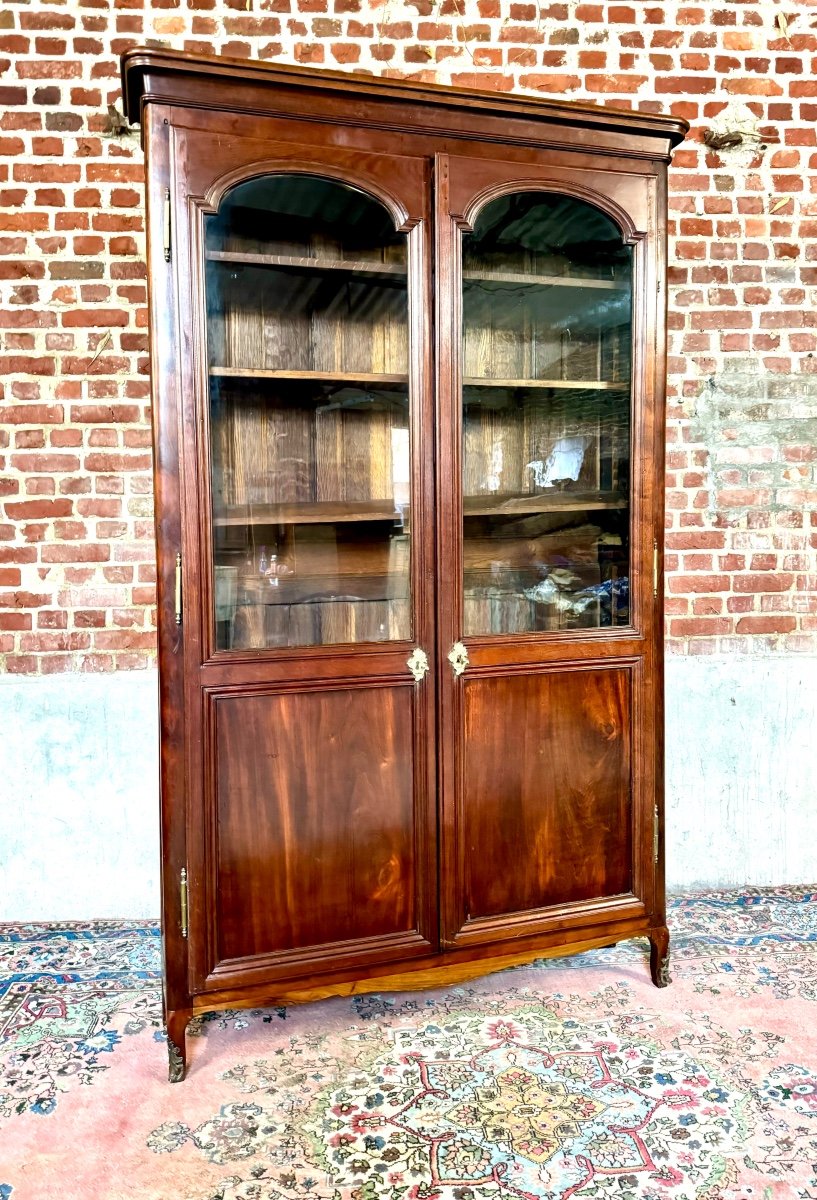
436, 153, 663, 948
170, 126, 437, 991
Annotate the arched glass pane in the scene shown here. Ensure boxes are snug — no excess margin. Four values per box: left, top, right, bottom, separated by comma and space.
461, 192, 632, 634
205, 175, 411, 650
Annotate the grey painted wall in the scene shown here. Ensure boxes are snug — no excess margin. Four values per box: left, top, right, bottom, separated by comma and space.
665, 654, 817, 890
2, 658, 815, 921
2, 671, 160, 921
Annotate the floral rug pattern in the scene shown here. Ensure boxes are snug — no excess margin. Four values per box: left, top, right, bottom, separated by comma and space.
2, 890, 817, 1200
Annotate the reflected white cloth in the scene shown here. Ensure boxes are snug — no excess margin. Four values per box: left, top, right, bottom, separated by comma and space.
527, 435, 590, 488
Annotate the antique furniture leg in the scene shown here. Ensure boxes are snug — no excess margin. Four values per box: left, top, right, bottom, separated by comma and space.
649, 926, 671, 988
166, 1008, 191, 1082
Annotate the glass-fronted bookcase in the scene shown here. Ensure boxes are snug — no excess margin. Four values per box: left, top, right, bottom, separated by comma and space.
123, 45, 686, 1081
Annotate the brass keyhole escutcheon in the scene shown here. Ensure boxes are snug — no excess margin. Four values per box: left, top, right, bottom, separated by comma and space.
448, 641, 469, 677
407, 647, 429, 682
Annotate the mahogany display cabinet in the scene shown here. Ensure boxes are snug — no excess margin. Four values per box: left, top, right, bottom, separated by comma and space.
121, 47, 688, 1081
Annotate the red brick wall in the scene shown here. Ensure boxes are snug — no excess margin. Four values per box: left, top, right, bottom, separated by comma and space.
2, 0, 816, 673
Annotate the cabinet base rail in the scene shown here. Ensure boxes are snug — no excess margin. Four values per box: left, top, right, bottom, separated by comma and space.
164, 925, 670, 1082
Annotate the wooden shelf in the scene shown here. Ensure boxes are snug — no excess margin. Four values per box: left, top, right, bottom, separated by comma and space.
215, 493, 625, 526
237, 572, 407, 606
210, 367, 409, 385
463, 269, 626, 291
464, 492, 627, 517
207, 250, 406, 277
212, 369, 625, 391
207, 254, 623, 292
214, 499, 403, 527
463, 377, 628, 391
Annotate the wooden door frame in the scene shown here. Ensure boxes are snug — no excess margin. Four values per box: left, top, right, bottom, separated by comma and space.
434, 150, 666, 948
166, 120, 439, 994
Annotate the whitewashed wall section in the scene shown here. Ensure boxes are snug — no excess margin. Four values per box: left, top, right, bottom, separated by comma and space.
2, 659, 815, 920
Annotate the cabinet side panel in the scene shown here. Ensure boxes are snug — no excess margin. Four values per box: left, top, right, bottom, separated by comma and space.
463, 667, 632, 918
213, 686, 416, 962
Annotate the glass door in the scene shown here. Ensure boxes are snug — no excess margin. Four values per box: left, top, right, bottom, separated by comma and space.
437, 156, 660, 950
461, 190, 632, 634
205, 174, 413, 651
173, 132, 436, 991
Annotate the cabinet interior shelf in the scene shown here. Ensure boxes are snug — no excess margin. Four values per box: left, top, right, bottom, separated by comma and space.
206, 250, 406, 277
464, 492, 627, 517
462, 269, 625, 291
213, 492, 626, 527
210, 367, 627, 390
210, 367, 409, 385
464, 377, 628, 391
205, 250, 625, 293
214, 500, 403, 527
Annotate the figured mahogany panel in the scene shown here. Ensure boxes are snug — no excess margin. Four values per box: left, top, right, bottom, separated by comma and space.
462, 666, 631, 920
214, 685, 416, 963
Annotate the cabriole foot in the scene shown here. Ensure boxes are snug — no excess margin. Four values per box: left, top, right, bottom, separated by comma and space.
649, 926, 671, 988
166, 1009, 190, 1082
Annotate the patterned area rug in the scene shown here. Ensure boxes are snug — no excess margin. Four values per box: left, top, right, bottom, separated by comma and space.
2, 890, 817, 1200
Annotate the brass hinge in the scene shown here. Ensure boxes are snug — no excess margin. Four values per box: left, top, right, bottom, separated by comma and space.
653, 539, 659, 599
163, 186, 172, 263
179, 867, 188, 939
174, 550, 182, 626
653, 805, 660, 865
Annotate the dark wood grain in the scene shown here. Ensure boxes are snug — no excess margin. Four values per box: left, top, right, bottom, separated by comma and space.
435, 150, 663, 950
121, 47, 687, 162
128, 47, 681, 1080
213, 686, 417, 962
461, 667, 631, 923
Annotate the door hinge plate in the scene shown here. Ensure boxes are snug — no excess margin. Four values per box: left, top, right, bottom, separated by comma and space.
653, 804, 660, 865
163, 186, 172, 263
174, 550, 182, 626
180, 867, 188, 939
653, 539, 659, 599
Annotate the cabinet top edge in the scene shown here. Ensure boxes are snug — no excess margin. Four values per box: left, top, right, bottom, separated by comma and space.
120, 47, 689, 150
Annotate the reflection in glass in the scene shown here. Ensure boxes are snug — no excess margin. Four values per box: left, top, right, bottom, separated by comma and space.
461, 192, 632, 634
205, 175, 411, 650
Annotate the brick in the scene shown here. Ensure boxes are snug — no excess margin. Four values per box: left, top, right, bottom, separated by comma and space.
783, 446, 817, 463
62, 308, 130, 329
5, 500, 73, 519
733, 574, 795, 594
668, 575, 731, 594
40, 544, 111, 564
656, 76, 717, 94
10, 453, 80, 473
0, 590, 51, 609
84, 453, 152, 473
19, 632, 92, 653
0, 404, 63, 424
736, 615, 797, 634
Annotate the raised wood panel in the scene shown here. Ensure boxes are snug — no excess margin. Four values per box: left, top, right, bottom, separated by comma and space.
461, 666, 632, 924
212, 685, 418, 965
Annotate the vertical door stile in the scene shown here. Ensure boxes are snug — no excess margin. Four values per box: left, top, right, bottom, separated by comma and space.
434, 152, 467, 945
